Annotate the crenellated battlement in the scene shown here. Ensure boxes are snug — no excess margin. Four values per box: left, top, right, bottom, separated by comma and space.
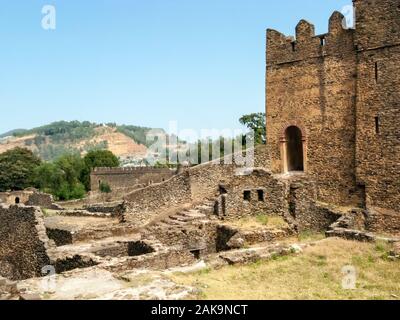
267, 11, 355, 66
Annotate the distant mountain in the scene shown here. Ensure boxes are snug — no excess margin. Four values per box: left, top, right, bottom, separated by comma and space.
0, 129, 29, 139
0, 121, 161, 162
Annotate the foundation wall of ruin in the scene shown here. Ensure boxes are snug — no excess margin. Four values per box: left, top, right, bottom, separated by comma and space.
0, 205, 51, 280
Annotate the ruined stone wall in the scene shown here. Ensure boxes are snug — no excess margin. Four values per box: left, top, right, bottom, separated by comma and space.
354, 0, 400, 212
123, 147, 269, 222
90, 167, 176, 192
266, 12, 359, 206
218, 169, 287, 219
0, 205, 52, 280
366, 208, 400, 235
0, 191, 56, 209
0, 191, 31, 205
124, 171, 192, 221
26, 192, 55, 208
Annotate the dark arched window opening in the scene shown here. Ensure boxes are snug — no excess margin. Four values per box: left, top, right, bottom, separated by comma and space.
285, 126, 304, 172
15, 197, 20, 204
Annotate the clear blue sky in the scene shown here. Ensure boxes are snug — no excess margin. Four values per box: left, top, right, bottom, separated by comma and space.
0, 0, 352, 135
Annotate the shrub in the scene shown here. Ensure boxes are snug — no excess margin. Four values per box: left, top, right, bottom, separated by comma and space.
99, 181, 112, 193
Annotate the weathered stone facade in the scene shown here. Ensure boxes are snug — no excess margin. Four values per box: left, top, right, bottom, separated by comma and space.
266, 0, 400, 220
90, 167, 176, 192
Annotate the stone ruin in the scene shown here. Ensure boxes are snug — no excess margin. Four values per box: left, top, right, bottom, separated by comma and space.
0, 0, 399, 300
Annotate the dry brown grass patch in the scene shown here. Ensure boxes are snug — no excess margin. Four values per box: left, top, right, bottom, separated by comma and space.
171, 238, 400, 300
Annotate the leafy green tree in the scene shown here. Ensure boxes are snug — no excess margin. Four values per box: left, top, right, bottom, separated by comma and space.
239, 112, 266, 145
33, 162, 64, 195
53, 154, 86, 200
82, 150, 119, 190
0, 148, 41, 191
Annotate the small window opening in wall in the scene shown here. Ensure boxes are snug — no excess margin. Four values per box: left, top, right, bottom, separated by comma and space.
375, 116, 380, 134
15, 197, 20, 204
243, 191, 251, 202
257, 190, 265, 202
291, 42, 296, 52
375, 62, 379, 82
219, 185, 227, 195
190, 250, 201, 260
320, 37, 326, 46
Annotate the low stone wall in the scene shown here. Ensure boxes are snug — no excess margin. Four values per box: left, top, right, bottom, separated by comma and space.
145, 221, 218, 256
26, 192, 56, 208
0, 205, 52, 280
46, 228, 73, 246
216, 224, 292, 251
366, 207, 400, 235
326, 208, 400, 243
326, 228, 400, 243
84, 202, 126, 215
104, 247, 196, 273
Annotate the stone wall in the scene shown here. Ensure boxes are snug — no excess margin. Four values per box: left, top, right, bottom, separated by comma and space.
354, 0, 400, 213
266, 12, 358, 206
0, 191, 31, 205
123, 146, 270, 222
124, 171, 192, 223
266, 0, 400, 222
0, 205, 52, 280
366, 207, 400, 235
124, 146, 341, 232
26, 192, 55, 208
216, 169, 287, 219
90, 167, 176, 192
0, 190, 57, 209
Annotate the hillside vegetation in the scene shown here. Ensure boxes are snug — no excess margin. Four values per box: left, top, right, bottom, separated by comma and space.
0, 121, 155, 161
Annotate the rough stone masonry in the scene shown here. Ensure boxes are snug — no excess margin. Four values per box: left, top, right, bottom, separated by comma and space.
266, 0, 400, 221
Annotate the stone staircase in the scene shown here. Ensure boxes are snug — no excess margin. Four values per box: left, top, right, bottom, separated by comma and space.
144, 199, 216, 232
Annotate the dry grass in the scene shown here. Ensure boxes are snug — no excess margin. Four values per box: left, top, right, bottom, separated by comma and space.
171, 238, 400, 300
227, 215, 289, 230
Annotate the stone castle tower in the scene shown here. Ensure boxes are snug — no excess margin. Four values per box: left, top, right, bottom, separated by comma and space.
266, 0, 400, 215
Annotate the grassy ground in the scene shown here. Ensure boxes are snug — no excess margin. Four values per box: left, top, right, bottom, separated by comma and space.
171, 238, 400, 300
226, 215, 289, 229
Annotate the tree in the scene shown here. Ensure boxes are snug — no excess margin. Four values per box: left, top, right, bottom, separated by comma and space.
33, 162, 64, 195
0, 148, 41, 191
33, 154, 87, 200
82, 150, 119, 190
239, 112, 266, 145
53, 154, 86, 200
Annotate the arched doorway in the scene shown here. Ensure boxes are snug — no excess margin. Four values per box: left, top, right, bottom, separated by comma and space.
283, 126, 305, 172
15, 197, 20, 204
